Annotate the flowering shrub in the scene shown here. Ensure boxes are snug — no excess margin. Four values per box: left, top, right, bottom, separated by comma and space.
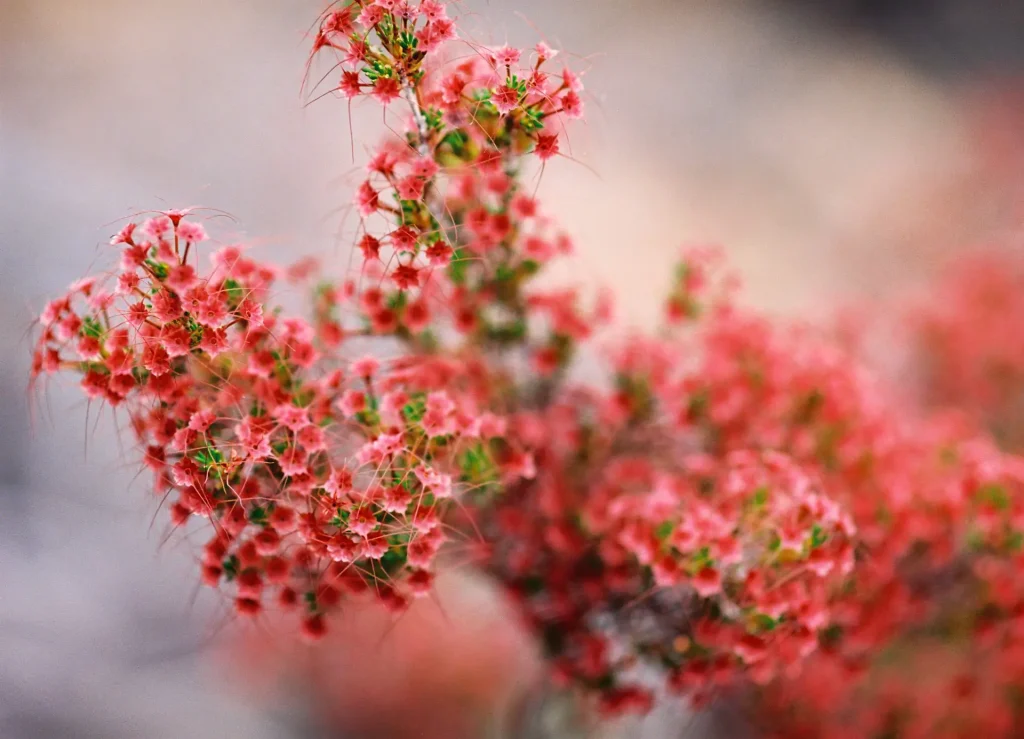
906, 249, 1024, 451
29, 1, 1024, 734
756, 247, 1024, 738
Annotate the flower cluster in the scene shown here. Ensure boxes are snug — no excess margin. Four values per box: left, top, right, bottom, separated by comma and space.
30, 1, 1024, 734
311, 0, 584, 356
482, 249, 1024, 718
751, 247, 1024, 738
32, 209, 539, 637
906, 249, 1024, 450
751, 417, 1024, 738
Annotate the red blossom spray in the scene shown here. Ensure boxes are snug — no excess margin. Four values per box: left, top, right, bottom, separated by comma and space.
30, 2, 1024, 735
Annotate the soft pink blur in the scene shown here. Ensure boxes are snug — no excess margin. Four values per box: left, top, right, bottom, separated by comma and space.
225, 572, 541, 739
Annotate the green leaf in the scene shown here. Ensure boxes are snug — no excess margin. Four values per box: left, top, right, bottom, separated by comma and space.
222, 278, 244, 305
752, 486, 769, 507
380, 547, 407, 574
459, 442, 497, 484
751, 612, 779, 632
519, 259, 541, 276
486, 320, 527, 344
810, 524, 828, 549
398, 30, 417, 49
221, 555, 239, 581
248, 505, 269, 526
979, 483, 1010, 511
402, 395, 427, 423
145, 259, 169, 279
80, 316, 104, 339
1007, 530, 1024, 552
494, 263, 516, 282
304, 590, 318, 612
424, 107, 443, 131
386, 291, 408, 311
448, 247, 469, 285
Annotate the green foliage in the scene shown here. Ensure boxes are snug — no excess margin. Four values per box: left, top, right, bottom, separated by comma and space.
80, 316, 104, 339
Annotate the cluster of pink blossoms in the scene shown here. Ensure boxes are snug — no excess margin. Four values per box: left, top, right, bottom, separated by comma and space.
33, 210, 530, 635
484, 253, 1024, 721
755, 247, 1024, 738
906, 249, 1024, 449
30, 1, 1024, 734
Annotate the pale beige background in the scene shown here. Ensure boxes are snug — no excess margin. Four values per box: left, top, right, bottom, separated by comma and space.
0, 1, 1011, 736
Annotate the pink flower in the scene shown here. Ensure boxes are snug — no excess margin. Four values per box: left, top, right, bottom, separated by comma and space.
273, 403, 310, 431
467, 412, 507, 438
419, 0, 447, 22
390, 225, 419, 251
403, 300, 431, 333
410, 157, 439, 179
426, 241, 452, 266
692, 567, 722, 598
561, 90, 584, 119
323, 467, 354, 496
489, 45, 521, 68
277, 446, 310, 477
502, 451, 536, 482
115, 271, 140, 296
372, 76, 401, 105
535, 133, 559, 160
391, 263, 420, 290
406, 569, 433, 597
236, 298, 264, 328
535, 41, 557, 62
339, 70, 363, 98
396, 175, 426, 201
176, 220, 208, 243
352, 355, 380, 379
415, 466, 453, 499
161, 325, 191, 357
110, 222, 136, 245
323, 8, 354, 36
76, 335, 102, 361
39, 7, 964, 722
374, 431, 405, 457
359, 532, 390, 560
406, 537, 440, 569
121, 244, 148, 271
562, 65, 583, 93
358, 234, 381, 261
422, 409, 454, 438
338, 389, 366, 416
151, 290, 183, 322
350, 505, 378, 536
426, 391, 455, 416
416, 18, 455, 51
356, 4, 385, 27
188, 409, 217, 433
382, 485, 413, 513
652, 556, 683, 587
297, 424, 327, 453
346, 39, 370, 64
166, 264, 198, 292
142, 216, 171, 239
491, 83, 520, 114
356, 181, 379, 217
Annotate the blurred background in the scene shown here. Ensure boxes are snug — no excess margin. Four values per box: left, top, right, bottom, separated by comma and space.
3, 0, 1024, 736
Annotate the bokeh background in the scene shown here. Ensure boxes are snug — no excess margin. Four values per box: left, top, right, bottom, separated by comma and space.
3, 0, 1024, 736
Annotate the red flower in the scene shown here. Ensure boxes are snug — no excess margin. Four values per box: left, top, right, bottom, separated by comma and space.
491, 83, 521, 115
